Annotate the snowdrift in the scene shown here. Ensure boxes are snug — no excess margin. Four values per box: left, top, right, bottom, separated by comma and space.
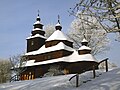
0, 68, 119, 90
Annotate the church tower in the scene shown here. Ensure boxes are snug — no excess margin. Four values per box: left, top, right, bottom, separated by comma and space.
45, 15, 73, 48
26, 13, 46, 52
78, 38, 91, 55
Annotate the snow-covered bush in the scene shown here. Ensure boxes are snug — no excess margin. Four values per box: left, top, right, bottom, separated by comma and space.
44, 65, 64, 77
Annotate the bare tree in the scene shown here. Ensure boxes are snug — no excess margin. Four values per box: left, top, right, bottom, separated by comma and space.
0, 60, 11, 83
69, 0, 120, 41
45, 24, 55, 38
9, 54, 27, 81
67, 16, 110, 55
99, 60, 117, 69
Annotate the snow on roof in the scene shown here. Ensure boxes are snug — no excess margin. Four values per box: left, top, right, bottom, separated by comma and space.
81, 38, 88, 42
55, 23, 61, 26
32, 28, 44, 31
26, 34, 46, 39
25, 42, 74, 55
46, 30, 73, 42
24, 60, 35, 67
25, 59, 64, 67
79, 45, 91, 50
34, 21, 41, 24
25, 49, 97, 67
37, 16, 40, 19
66, 51, 96, 62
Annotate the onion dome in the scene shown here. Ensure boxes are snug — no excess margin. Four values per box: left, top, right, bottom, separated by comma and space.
31, 12, 45, 36
33, 13, 43, 30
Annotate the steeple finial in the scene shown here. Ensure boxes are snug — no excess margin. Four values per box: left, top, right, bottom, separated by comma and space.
38, 10, 40, 16
36, 10, 40, 21
58, 15, 60, 24
55, 15, 62, 30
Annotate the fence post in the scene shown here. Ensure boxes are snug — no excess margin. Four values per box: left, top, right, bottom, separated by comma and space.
105, 59, 108, 72
69, 74, 79, 87
76, 73, 79, 87
93, 65, 96, 78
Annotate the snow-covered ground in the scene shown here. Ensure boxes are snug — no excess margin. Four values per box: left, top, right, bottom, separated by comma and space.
0, 68, 120, 90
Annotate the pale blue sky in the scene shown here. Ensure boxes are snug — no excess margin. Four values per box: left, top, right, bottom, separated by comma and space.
0, 0, 120, 66
0, 0, 76, 57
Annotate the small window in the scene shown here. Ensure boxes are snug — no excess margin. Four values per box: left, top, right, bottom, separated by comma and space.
48, 55, 51, 59
31, 41, 34, 45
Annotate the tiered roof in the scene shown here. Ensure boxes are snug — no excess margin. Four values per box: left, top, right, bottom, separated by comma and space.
79, 38, 91, 50
27, 14, 46, 39
33, 14, 43, 29
25, 42, 74, 55
25, 52, 96, 67
25, 16, 97, 67
25, 32, 97, 67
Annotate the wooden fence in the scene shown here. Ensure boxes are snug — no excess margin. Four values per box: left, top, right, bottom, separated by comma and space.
69, 58, 109, 87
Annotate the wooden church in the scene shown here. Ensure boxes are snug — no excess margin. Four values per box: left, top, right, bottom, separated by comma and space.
20, 14, 99, 80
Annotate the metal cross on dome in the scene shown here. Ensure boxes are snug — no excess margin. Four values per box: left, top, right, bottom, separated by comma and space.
58, 15, 60, 24
38, 10, 40, 16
